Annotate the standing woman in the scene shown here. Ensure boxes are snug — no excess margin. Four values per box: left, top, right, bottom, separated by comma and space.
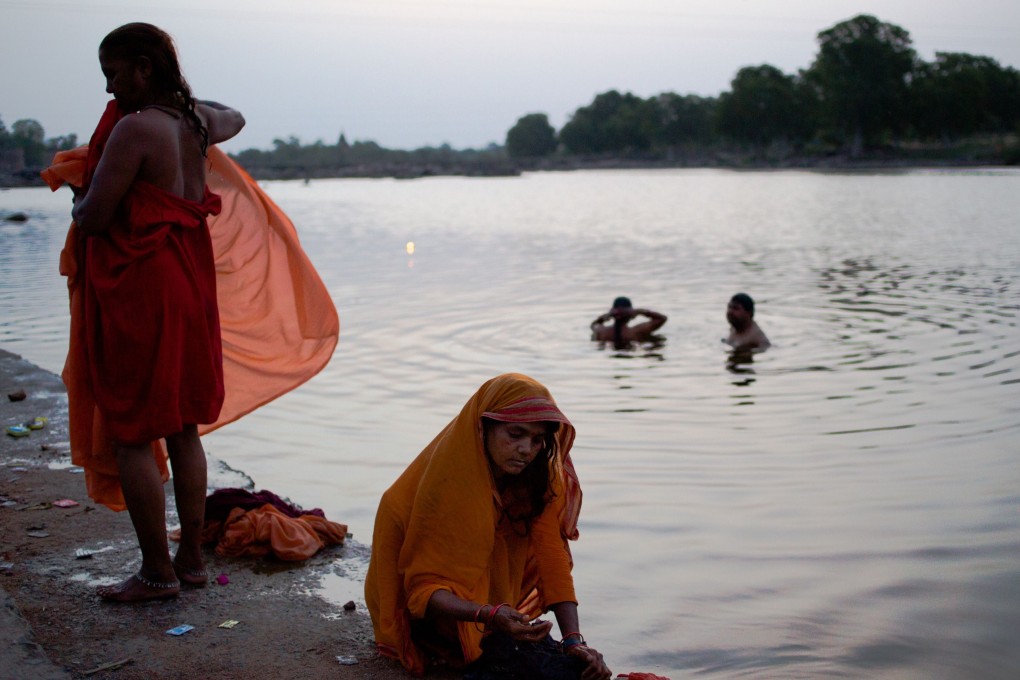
69, 23, 244, 601
366, 373, 611, 679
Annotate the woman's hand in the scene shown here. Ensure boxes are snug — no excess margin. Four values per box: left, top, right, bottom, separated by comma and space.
491, 606, 553, 642
566, 643, 612, 680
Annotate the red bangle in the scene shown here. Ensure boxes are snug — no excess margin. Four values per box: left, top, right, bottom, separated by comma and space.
487, 603, 509, 629
473, 604, 487, 623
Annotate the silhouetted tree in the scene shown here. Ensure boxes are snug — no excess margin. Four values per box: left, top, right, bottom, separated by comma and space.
717, 65, 813, 148
0, 116, 13, 150
806, 14, 916, 155
11, 118, 46, 166
652, 93, 717, 149
560, 90, 659, 154
505, 113, 557, 158
911, 53, 1020, 139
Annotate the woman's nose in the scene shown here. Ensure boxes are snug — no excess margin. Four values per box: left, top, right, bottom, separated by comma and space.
520, 439, 540, 457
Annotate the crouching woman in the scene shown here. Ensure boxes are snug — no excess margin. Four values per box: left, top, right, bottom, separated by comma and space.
365, 373, 611, 679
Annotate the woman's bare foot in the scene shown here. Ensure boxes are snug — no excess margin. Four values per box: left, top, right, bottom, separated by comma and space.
173, 558, 209, 587
97, 572, 180, 602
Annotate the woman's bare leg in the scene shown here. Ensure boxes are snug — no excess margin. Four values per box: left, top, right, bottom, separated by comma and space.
97, 442, 179, 602
166, 424, 208, 584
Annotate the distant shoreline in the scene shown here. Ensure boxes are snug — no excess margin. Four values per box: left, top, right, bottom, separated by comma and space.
3, 151, 1016, 189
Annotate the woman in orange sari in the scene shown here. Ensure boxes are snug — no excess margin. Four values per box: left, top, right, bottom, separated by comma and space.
69, 23, 244, 602
365, 373, 611, 679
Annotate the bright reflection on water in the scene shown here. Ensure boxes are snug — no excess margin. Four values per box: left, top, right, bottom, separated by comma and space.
2, 168, 1019, 678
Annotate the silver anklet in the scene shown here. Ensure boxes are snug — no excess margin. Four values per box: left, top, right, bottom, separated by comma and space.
135, 572, 180, 589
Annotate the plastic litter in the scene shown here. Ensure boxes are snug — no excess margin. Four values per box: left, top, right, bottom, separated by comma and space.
26, 530, 50, 538
216, 573, 230, 585
53, 499, 80, 508
75, 548, 95, 559
336, 655, 358, 665
26, 416, 48, 430
218, 620, 240, 629
166, 624, 195, 636
6, 425, 30, 438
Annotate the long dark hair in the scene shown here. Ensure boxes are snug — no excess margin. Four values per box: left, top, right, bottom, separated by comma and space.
99, 23, 209, 155
482, 418, 559, 534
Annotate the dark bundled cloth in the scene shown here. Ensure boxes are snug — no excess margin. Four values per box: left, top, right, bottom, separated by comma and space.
204, 488, 326, 522
464, 632, 585, 680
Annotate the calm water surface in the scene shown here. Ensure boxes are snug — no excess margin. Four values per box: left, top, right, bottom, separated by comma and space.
2, 168, 1019, 678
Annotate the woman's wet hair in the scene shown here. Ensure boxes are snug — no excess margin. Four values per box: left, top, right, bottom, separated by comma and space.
482, 417, 559, 533
99, 23, 209, 155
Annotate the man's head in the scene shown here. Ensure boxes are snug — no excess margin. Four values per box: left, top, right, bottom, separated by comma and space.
610, 296, 634, 322
727, 293, 755, 328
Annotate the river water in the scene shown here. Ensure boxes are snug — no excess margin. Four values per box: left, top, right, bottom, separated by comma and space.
2, 167, 1019, 678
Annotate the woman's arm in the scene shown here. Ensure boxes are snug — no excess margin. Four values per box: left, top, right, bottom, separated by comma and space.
71, 116, 148, 233
197, 101, 245, 145
549, 601, 612, 680
425, 590, 552, 642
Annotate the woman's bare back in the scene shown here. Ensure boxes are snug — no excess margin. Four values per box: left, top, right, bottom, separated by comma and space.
135, 105, 208, 202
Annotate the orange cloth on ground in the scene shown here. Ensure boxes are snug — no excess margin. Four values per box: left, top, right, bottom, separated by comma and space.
214, 504, 347, 561
42, 102, 339, 511
364, 373, 583, 676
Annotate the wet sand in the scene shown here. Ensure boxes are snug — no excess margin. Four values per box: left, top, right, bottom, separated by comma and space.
0, 348, 445, 680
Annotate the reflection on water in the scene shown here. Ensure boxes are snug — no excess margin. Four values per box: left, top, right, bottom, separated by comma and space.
3, 168, 1020, 678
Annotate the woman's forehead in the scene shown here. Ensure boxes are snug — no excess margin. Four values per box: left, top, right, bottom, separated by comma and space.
499, 420, 554, 435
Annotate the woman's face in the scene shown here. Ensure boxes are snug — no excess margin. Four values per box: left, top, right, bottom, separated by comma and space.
484, 421, 550, 479
99, 49, 149, 111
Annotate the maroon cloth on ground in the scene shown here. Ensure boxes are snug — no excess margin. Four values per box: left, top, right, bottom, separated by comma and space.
204, 488, 326, 522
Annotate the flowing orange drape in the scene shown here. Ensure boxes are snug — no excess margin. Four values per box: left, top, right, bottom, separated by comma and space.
364, 373, 582, 676
42, 111, 339, 511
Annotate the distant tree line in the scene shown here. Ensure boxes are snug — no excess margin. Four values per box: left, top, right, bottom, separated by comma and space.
0, 116, 78, 174
508, 15, 1020, 160
231, 14, 1020, 174
4, 13, 1018, 185
230, 134, 511, 178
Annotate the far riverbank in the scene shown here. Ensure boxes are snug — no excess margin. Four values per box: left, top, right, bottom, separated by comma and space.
3, 141, 1017, 188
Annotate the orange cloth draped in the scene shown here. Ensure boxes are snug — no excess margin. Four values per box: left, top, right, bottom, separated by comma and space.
365, 373, 583, 676
42, 102, 339, 511
214, 504, 347, 561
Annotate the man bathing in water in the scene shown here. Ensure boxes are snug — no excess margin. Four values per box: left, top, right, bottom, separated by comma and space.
724, 292, 770, 352
590, 296, 667, 347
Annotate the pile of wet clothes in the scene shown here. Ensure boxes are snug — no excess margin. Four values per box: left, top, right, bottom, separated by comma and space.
183, 488, 347, 561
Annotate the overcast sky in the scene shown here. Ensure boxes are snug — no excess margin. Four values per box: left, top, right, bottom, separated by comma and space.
3, 0, 1019, 152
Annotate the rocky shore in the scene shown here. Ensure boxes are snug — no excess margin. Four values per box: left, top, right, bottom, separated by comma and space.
0, 348, 444, 680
